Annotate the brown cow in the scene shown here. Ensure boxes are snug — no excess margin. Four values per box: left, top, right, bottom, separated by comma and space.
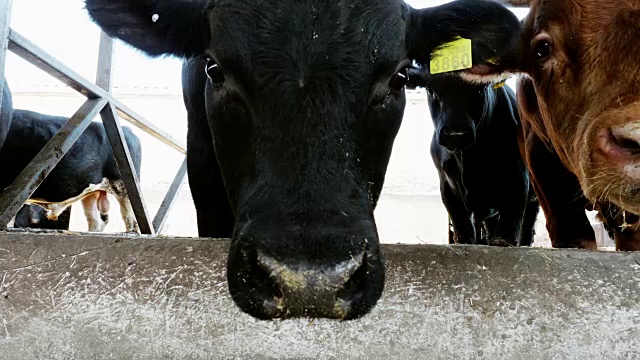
459, 0, 640, 251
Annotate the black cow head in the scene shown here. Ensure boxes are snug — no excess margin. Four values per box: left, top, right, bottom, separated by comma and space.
409, 70, 506, 151
84, 0, 520, 320
13, 204, 70, 230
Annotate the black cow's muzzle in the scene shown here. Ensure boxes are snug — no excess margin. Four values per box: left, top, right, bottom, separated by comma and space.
257, 251, 365, 319
227, 236, 385, 320
438, 127, 476, 151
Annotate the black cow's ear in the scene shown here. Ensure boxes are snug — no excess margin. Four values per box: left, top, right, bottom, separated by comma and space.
407, 0, 522, 80
85, 0, 209, 58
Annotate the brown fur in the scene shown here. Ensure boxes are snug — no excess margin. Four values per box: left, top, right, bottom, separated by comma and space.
514, 0, 640, 251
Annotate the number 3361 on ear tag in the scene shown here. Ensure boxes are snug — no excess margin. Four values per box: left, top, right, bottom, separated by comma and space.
430, 37, 472, 75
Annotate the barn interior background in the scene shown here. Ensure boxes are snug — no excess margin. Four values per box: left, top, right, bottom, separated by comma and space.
4, 0, 610, 245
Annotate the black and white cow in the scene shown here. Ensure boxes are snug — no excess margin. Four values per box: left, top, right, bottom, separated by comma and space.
0, 82, 142, 232
408, 71, 539, 246
84, 0, 521, 319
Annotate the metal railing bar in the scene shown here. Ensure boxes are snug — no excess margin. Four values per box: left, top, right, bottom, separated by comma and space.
100, 103, 154, 235
95, 32, 114, 93
7, 30, 187, 154
152, 158, 188, 234
0, 98, 107, 227
95, 30, 154, 235
0, 0, 13, 114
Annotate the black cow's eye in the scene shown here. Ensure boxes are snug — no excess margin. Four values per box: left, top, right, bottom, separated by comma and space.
205, 58, 225, 85
389, 68, 409, 91
534, 40, 552, 61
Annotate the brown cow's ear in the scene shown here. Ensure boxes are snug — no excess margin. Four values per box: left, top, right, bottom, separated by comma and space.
407, 0, 523, 80
85, 0, 209, 58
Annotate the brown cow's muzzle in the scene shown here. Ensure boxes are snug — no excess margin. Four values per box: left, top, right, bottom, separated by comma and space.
586, 102, 640, 215
598, 123, 640, 178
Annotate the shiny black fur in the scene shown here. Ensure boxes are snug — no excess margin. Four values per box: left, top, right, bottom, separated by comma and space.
409, 72, 539, 246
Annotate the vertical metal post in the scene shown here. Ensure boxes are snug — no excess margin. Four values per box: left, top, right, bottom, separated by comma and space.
95, 31, 113, 92
95, 32, 154, 235
152, 158, 188, 234
100, 104, 154, 234
0, 0, 14, 112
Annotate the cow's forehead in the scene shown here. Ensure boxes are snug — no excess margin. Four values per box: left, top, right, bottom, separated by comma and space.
206, 0, 409, 85
530, 0, 639, 43
529, 1, 640, 75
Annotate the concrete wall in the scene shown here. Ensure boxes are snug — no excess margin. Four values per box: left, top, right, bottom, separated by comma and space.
0, 232, 637, 359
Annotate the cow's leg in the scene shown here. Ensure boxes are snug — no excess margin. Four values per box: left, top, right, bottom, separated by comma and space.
117, 196, 139, 233
518, 186, 540, 247
183, 57, 234, 238
484, 213, 499, 242
107, 180, 139, 233
524, 132, 596, 249
614, 231, 640, 251
492, 176, 529, 246
187, 133, 233, 238
596, 203, 640, 251
81, 191, 109, 232
474, 219, 487, 245
492, 212, 523, 246
473, 215, 491, 246
441, 183, 475, 244
447, 217, 455, 244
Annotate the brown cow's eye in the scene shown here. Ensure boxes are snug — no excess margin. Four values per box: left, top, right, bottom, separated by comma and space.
534, 40, 552, 61
205, 58, 225, 85
389, 68, 408, 91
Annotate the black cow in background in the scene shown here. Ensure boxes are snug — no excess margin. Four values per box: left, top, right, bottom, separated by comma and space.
13, 204, 71, 230
84, 0, 522, 319
0, 82, 143, 232
408, 71, 539, 246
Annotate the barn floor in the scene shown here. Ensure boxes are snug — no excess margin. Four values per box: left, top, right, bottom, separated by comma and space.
0, 232, 637, 359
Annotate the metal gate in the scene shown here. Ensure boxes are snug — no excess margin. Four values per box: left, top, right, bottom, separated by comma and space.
0, 0, 187, 234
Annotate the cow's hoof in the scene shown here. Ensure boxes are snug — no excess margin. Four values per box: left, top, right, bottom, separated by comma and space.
489, 238, 515, 247
615, 238, 640, 251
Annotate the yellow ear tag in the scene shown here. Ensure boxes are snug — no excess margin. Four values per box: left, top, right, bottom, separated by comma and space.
429, 36, 472, 75
493, 81, 506, 89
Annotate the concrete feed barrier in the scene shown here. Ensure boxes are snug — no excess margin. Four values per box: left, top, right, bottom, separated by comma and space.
0, 232, 638, 359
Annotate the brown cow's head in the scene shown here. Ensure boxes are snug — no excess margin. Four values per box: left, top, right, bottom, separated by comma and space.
472, 0, 640, 221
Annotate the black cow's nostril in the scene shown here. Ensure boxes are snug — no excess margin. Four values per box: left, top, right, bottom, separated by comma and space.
234, 249, 284, 318
444, 130, 467, 137
439, 128, 475, 151
228, 235, 385, 320
335, 252, 371, 318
